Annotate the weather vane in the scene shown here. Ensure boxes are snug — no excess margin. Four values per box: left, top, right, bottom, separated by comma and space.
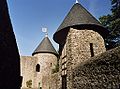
75, 0, 79, 3
42, 27, 48, 37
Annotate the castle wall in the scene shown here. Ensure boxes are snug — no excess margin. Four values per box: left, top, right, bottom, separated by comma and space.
33, 53, 57, 89
49, 73, 61, 89
72, 46, 120, 89
20, 56, 38, 88
59, 28, 106, 89
20, 28, 108, 89
67, 28, 106, 67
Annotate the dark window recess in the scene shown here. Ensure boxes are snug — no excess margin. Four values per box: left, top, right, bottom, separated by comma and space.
50, 63, 52, 67
36, 64, 40, 72
62, 75, 67, 89
90, 43, 94, 57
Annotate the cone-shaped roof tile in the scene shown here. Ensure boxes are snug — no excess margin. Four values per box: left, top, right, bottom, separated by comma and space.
32, 37, 58, 56
53, 3, 109, 44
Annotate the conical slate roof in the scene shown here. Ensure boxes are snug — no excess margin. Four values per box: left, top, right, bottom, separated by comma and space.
32, 37, 58, 56
53, 3, 109, 44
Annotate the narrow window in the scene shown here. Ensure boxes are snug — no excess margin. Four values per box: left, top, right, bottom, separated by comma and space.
50, 63, 52, 67
90, 43, 94, 57
36, 64, 40, 72
62, 75, 67, 89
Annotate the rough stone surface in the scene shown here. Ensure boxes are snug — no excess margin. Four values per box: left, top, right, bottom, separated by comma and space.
34, 53, 57, 75
67, 28, 106, 68
21, 53, 58, 89
20, 56, 38, 88
33, 53, 57, 89
65, 28, 106, 89
72, 46, 120, 89
49, 73, 61, 89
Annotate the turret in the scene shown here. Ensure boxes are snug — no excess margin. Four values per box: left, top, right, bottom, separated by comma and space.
53, 2, 109, 89
32, 36, 58, 89
53, 3, 109, 45
32, 36, 58, 56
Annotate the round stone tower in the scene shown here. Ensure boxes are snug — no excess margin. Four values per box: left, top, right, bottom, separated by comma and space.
32, 36, 58, 89
53, 2, 109, 89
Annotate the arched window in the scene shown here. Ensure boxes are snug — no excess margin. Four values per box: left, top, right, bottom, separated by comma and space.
36, 64, 40, 72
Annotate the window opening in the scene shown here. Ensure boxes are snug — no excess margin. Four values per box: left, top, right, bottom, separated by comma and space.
62, 75, 67, 89
90, 43, 94, 57
36, 64, 40, 72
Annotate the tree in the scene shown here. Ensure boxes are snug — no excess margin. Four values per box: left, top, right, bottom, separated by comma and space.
99, 0, 120, 49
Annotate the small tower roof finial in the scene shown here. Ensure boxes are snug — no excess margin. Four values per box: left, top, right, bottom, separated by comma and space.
42, 28, 48, 37
75, 0, 79, 3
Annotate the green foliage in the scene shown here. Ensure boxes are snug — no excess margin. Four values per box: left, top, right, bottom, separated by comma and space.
111, 0, 120, 18
99, 0, 120, 49
52, 64, 59, 74
26, 80, 32, 88
38, 82, 42, 89
99, 15, 112, 29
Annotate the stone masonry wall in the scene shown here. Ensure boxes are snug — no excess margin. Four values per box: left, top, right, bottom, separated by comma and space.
20, 56, 37, 88
49, 73, 61, 89
72, 46, 120, 89
33, 53, 57, 89
66, 28, 106, 89
67, 28, 106, 68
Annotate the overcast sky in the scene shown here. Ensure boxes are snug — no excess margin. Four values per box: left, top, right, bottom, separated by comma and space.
7, 0, 111, 56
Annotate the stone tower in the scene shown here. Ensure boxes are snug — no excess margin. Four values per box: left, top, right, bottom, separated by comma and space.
53, 2, 109, 89
32, 36, 58, 89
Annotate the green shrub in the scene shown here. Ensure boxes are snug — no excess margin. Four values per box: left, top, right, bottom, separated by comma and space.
26, 79, 32, 88
52, 64, 59, 74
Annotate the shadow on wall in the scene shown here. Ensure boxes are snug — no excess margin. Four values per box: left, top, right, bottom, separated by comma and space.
73, 46, 120, 89
0, 0, 22, 89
